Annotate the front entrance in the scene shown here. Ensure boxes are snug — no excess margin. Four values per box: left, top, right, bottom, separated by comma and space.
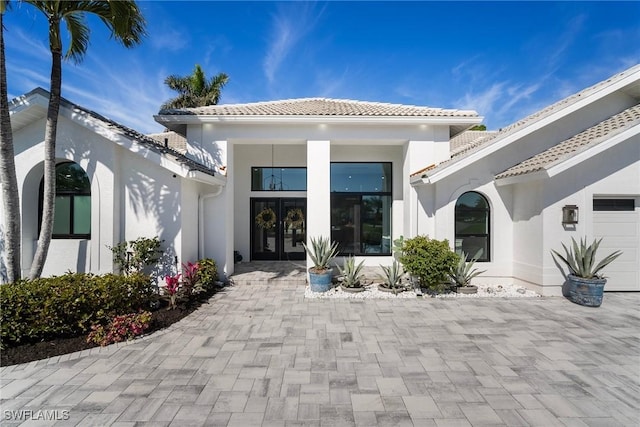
251, 198, 306, 261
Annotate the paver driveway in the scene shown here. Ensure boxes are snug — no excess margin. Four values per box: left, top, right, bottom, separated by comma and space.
1, 284, 638, 426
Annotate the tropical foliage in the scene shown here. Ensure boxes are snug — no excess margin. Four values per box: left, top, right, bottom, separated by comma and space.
448, 251, 485, 287
552, 237, 622, 279
379, 259, 405, 293
109, 237, 164, 277
13, 0, 146, 280
338, 256, 365, 288
399, 235, 458, 289
161, 64, 229, 109
0, 273, 154, 348
302, 236, 338, 273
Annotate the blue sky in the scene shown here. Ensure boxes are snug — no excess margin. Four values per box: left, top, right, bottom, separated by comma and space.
5, 1, 640, 134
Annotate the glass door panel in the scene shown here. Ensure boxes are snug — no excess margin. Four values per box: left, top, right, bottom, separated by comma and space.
252, 199, 279, 260
282, 199, 306, 260
251, 198, 306, 261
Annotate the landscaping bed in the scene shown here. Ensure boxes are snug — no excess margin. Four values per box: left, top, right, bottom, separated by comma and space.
1, 292, 218, 367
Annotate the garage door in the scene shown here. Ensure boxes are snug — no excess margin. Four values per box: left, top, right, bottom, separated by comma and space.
593, 198, 640, 291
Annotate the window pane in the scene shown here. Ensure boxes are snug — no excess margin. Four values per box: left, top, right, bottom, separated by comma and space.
456, 192, 488, 210
251, 167, 306, 191
455, 210, 488, 234
455, 236, 488, 261
593, 199, 635, 211
73, 196, 91, 235
56, 162, 90, 193
53, 196, 71, 235
330, 163, 391, 193
455, 191, 490, 262
331, 194, 391, 255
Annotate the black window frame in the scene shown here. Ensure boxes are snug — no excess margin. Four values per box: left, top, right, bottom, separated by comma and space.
330, 162, 393, 256
251, 166, 307, 191
455, 191, 490, 262
38, 162, 91, 239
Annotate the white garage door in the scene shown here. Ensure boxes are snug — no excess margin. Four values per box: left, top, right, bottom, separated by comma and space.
593, 198, 640, 291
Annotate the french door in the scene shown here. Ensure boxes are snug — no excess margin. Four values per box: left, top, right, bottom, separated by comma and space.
251, 198, 306, 261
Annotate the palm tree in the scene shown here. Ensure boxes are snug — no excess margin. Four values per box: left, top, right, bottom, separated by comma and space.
25, 0, 146, 279
0, 1, 22, 283
161, 64, 229, 110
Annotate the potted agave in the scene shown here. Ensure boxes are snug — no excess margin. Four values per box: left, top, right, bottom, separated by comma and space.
303, 236, 338, 292
338, 256, 366, 293
378, 259, 406, 294
448, 252, 486, 294
551, 237, 622, 307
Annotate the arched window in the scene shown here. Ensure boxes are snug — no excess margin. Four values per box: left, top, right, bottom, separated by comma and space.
39, 162, 91, 239
455, 191, 490, 261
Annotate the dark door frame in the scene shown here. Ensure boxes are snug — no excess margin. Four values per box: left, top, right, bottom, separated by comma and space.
250, 197, 306, 261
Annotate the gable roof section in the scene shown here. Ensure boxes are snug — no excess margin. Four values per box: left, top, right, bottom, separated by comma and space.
156, 98, 482, 137
449, 130, 498, 157
413, 64, 640, 183
10, 88, 219, 183
159, 97, 478, 118
495, 103, 640, 183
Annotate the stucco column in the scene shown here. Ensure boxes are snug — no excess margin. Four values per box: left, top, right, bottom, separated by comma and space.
306, 140, 331, 268
202, 140, 234, 279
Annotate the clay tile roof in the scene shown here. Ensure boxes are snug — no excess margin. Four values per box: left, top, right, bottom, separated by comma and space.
415, 64, 640, 178
18, 88, 216, 177
160, 97, 478, 118
148, 131, 187, 153
495, 103, 640, 179
449, 130, 498, 156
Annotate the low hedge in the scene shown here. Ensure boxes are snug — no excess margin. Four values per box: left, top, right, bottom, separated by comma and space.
0, 273, 154, 348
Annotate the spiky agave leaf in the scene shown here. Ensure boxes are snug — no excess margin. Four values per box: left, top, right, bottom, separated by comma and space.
303, 236, 338, 270
338, 256, 365, 288
551, 237, 622, 279
448, 252, 486, 287
379, 260, 404, 291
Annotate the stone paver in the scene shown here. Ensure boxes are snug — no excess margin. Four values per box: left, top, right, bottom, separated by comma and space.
1, 276, 639, 426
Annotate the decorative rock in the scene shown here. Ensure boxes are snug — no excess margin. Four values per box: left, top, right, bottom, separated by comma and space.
305, 283, 539, 299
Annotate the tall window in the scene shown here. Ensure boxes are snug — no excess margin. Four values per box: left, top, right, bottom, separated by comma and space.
39, 162, 91, 239
455, 191, 490, 261
330, 162, 392, 255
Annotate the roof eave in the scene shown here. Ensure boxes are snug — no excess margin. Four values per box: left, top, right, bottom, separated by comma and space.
154, 113, 482, 126
545, 123, 640, 178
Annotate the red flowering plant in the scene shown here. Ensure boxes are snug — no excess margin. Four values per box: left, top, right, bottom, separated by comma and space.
164, 273, 181, 309
87, 311, 151, 346
181, 261, 200, 297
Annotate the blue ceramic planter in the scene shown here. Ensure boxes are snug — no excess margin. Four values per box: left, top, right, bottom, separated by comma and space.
308, 269, 333, 292
567, 274, 606, 307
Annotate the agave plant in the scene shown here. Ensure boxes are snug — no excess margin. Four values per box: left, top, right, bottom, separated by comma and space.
379, 260, 405, 293
338, 256, 365, 288
448, 252, 486, 287
302, 236, 339, 273
551, 237, 622, 279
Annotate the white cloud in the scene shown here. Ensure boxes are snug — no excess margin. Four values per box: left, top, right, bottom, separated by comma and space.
263, 2, 325, 84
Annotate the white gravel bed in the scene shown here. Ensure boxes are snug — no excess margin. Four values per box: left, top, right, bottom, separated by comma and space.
305, 283, 539, 299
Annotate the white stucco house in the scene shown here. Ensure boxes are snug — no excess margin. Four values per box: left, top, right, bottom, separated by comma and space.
3, 64, 639, 295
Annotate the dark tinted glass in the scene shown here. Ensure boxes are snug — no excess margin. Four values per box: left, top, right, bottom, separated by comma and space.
330, 163, 391, 193
252, 167, 307, 191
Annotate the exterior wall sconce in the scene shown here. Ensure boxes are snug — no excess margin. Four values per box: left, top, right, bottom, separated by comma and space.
562, 205, 579, 224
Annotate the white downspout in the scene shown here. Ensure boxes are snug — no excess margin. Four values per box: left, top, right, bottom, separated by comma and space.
198, 186, 224, 259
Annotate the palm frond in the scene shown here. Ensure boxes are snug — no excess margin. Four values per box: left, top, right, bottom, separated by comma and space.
62, 11, 89, 63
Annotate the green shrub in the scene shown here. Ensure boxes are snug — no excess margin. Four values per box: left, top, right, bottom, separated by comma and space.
0, 273, 154, 348
197, 258, 219, 290
399, 235, 459, 290
109, 236, 164, 276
